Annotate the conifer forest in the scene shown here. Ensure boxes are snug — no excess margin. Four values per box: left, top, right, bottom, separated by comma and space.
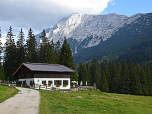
0, 26, 152, 96
0, 26, 76, 82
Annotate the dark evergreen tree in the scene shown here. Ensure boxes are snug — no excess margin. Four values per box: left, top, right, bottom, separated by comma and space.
90, 58, 101, 89
119, 60, 130, 94
55, 40, 60, 62
38, 29, 57, 64
100, 70, 109, 92
0, 27, 4, 80
26, 28, 37, 62
111, 60, 119, 93
78, 62, 83, 85
16, 28, 26, 67
49, 40, 58, 63
0, 27, 3, 54
139, 67, 149, 95
78, 62, 86, 85
3, 26, 17, 81
108, 60, 117, 92
59, 37, 77, 81
101, 60, 110, 90
145, 63, 152, 95
116, 60, 121, 92
85, 61, 91, 86
128, 60, 135, 94
132, 66, 142, 95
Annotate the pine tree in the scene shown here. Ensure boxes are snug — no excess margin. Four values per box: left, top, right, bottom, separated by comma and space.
0, 27, 4, 80
49, 40, 58, 63
90, 58, 101, 89
0, 27, 3, 54
78, 62, 83, 85
101, 60, 110, 90
59, 37, 77, 81
26, 28, 37, 62
85, 61, 91, 86
38, 29, 57, 63
55, 40, 60, 63
100, 70, 109, 92
116, 60, 121, 92
119, 60, 130, 94
78, 62, 86, 85
139, 67, 149, 95
132, 66, 142, 95
16, 28, 26, 67
3, 26, 17, 81
145, 63, 152, 95
109, 60, 118, 92
128, 60, 135, 94
111, 60, 119, 93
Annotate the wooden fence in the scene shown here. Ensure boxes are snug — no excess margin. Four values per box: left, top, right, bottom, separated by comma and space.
35, 84, 96, 93
0, 80, 16, 88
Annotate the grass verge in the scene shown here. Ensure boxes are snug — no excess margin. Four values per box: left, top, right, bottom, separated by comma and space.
39, 89, 152, 114
0, 86, 20, 103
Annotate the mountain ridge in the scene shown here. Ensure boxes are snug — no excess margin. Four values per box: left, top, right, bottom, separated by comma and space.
35, 13, 142, 54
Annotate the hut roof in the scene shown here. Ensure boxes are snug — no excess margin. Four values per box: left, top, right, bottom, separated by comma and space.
12, 63, 75, 76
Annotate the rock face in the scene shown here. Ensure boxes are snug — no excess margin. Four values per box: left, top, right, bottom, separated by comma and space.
35, 13, 142, 54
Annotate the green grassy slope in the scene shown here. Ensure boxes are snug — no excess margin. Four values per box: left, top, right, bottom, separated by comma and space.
0, 86, 19, 103
39, 89, 152, 114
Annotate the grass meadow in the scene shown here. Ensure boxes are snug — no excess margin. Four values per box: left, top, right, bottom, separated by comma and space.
0, 86, 19, 103
39, 89, 152, 114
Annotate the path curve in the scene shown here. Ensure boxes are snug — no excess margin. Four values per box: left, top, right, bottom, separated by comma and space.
0, 87, 40, 114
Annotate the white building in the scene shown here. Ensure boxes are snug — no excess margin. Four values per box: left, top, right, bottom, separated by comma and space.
12, 63, 75, 90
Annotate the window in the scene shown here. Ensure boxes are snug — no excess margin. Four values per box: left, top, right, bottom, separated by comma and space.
63, 80, 68, 87
42, 80, 46, 84
55, 80, 62, 87
56, 80, 60, 85
48, 80, 52, 86
48, 80, 52, 84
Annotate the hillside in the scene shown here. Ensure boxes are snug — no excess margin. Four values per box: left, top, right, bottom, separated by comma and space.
39, 89, 152, 114
35, 13, 141, 54
74, 13, 152, 64
117, 39, 152, 65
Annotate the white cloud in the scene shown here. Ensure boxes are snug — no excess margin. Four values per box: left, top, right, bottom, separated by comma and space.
0, 0, 114, 38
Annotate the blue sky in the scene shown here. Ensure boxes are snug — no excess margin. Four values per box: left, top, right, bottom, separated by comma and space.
0, 0, 152, 43
102, 0, 152, 16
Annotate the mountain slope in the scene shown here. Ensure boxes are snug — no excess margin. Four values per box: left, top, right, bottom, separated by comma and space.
35, 13, 141, 54
117, 39, 152, 65
74, 13, 152, 63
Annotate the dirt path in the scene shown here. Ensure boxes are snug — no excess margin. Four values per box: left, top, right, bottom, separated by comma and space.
0, 87, 40, 114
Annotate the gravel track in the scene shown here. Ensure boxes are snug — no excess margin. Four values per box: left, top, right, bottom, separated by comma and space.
0, 87, 40, 114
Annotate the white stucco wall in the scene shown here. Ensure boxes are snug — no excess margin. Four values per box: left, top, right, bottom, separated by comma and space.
19, 78, 34, 88
19, 78, 71, 89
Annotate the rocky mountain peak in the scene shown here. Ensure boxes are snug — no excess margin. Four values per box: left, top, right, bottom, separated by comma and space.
35, 13, 142, 54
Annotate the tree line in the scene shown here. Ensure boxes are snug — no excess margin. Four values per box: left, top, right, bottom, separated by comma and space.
78, 58, 152, 96
0, 26, 77, 81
